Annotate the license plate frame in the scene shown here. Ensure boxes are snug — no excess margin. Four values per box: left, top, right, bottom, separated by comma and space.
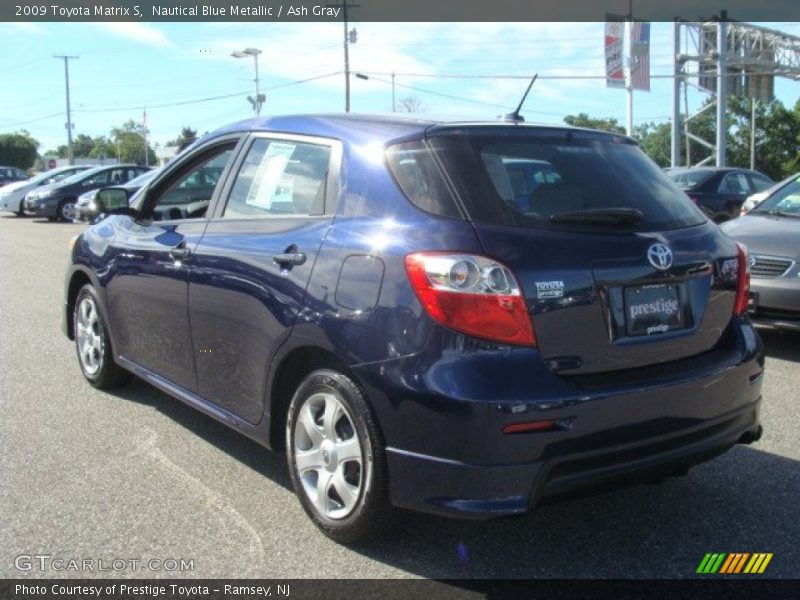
623, 283, 686, 337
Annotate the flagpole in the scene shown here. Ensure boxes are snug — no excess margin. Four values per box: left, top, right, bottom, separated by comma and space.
142, 109, 149, 168
626, 1, 634, 136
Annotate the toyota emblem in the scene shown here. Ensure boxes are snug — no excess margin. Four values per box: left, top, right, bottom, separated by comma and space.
647, 243, 673, 270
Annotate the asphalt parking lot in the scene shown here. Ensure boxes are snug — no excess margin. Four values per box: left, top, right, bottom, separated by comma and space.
0, 215, 798, 580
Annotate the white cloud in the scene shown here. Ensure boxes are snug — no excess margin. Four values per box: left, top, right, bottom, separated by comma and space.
92, 23, 170, 48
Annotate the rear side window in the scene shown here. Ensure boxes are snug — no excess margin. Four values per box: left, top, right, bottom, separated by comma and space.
429, 132, 706, 231
718, 173, 750, 195
385, 140, 461, 219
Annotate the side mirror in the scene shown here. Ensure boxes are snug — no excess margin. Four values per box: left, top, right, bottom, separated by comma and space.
96, 187, 129, 211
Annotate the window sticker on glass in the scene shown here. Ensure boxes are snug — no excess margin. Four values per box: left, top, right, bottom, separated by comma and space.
246, 142, 297, 210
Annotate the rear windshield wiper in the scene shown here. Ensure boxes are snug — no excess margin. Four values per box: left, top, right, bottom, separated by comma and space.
549, 207, 644, 225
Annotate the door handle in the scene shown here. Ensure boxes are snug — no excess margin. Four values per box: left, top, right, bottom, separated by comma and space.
274, 252, 306, 267
169, 246, 191, 260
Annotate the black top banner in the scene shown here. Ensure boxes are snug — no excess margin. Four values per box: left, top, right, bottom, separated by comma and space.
4, 0, 799, 22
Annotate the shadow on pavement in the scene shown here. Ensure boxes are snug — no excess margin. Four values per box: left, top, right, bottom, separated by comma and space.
350, 445, 798, 578
109, 378, 292, 492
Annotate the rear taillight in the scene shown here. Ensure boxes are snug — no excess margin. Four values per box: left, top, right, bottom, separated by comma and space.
733, 242, 750, 317
404, 252, 536, 346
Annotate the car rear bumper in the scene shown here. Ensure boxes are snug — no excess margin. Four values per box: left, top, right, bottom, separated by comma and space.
353, 322, 764, 518
384, 400, 761, 518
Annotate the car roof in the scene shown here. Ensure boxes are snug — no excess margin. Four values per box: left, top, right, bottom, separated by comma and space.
207, 113, 630, 146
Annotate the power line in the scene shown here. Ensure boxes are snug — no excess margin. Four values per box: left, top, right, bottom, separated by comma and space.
71, 72, 343, 113
0, 112, 64, 129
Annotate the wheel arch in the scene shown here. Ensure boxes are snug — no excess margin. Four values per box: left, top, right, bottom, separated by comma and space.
267, 345, 364, 452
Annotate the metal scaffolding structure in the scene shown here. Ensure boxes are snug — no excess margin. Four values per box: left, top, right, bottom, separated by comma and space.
671, 15, 800, 168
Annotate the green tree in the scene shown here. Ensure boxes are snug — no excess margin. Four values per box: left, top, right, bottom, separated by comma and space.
634, 121, 673, 167
0, 131, 39, 170
167, 126, 198, 149
56, 134, 116, 160
563, 113, 625, 135
111, 120, 155, 165
726, 97, 800, 180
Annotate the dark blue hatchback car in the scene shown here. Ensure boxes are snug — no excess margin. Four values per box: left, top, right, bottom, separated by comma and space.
63, 114, 764, 542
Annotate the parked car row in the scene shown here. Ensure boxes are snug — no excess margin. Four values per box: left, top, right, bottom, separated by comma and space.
0, 164, 151, 220
0, 165, 90, 215
24, 164, 151, 221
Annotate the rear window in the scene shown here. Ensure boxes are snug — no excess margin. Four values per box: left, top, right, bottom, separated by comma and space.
667, 169, 714, 189
424, 131, 706, 231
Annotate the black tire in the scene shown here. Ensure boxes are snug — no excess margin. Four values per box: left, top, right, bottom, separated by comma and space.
286, 369, 394, 543
73, 284, 130, 389
57, 198, 77, 222
15, 200, 25, 217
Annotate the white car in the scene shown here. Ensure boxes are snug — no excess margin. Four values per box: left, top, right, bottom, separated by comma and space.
740, 173, 798, 215
0, 165, 92, 216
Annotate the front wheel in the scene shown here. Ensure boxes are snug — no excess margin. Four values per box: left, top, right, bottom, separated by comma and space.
286, 369, 394, 543
74, 284, 130, 389
57, 199, 76, 222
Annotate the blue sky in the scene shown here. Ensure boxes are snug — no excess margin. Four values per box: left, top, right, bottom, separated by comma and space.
1, 21, 798, 154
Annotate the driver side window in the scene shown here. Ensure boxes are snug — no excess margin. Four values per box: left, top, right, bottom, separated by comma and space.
149, 146, 234, 221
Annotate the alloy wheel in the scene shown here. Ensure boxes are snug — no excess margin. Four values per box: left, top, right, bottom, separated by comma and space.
293, 392, 364, 520
76, 297, 104, 376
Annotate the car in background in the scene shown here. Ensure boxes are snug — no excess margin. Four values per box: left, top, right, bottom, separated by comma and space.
24, 164, 150, 221
721, 174, 800, 332
0, 165, 92, 216
63, 114, 763, 542
741, 172, 799, 215
74, 168, 159, 223
665, 167, 773, 223
0, 166, 29, 187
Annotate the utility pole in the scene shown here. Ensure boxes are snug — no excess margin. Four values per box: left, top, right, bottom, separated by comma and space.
391, 72, 396, 112
54, 54, 79, 165
716, 12, 728, 167
328, 1, 360, 112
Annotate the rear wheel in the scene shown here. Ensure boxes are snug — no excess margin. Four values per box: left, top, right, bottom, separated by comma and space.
74, 284, 130, 389
57, 199, 76, 222
286, 369, 394, 543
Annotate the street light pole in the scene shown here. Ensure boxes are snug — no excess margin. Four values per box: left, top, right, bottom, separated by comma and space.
54, 54, 79, 165
232, 47, 263, 116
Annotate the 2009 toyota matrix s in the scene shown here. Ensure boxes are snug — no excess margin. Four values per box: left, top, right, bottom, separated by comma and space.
63, 114, 764, 543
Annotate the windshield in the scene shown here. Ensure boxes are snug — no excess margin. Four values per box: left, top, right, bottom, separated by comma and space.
58, 166, 107, 186
424, 130, 706, 231
751, 176, 800, 216
666, 169, 714, 190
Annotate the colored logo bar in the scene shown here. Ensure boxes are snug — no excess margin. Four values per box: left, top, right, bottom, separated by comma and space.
697, 553, 773, 574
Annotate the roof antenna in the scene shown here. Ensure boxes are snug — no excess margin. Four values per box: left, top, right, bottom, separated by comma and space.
501, 74, 537, 123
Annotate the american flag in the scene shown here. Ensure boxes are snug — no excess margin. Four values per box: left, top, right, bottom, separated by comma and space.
630, 21, 650, 91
